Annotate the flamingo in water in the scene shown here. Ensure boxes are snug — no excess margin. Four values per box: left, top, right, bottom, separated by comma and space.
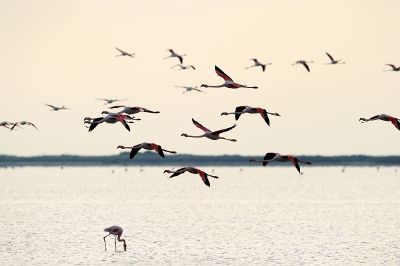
201, 66, 258, 89
181, 118, 237, 142
359, 114, 400, 130
245, 58, 272, 72
117, 142, 177, 159
221, 106, 280, 126
103, 225, 127, 251
87, 112, 134, 132
164, 49, 186, 64
249, 153, 311, 173
292, 60, 314, 72
164, 167, 219, 187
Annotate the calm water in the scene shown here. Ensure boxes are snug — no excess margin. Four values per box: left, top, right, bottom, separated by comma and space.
0, 166, 399, 265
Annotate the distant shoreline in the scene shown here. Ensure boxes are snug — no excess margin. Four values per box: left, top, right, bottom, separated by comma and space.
0, 153, 399, 167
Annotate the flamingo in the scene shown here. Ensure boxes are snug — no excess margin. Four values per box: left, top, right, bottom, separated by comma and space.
164, 49, 186, 64
359, 114, 400, 130
384, 64, 400, 72
181, 118, 237, 142
43, 103, 70, 111
103, 225, 127, 251
171, 64, 196, 70
292, 60, 314, 72
164, 167, 219, 187
115, 47, 135, 58
201, 66, 258, 89
10, 121, 38, 131
245, 58, 272, 72
0, 121, 14, 129
96, 98, 127, 105
325, 52, 345, 65
249, 153, 311, 173
175, 86, 205, 94
117, 142, 177, 159
108, 106, 160, 115
87, 112, 134, 132
221, 106, 280, 126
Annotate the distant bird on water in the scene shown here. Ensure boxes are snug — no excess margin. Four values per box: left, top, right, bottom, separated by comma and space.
117, 142, 177, 159
109, 106, 160, 115
181, 118, 237, 142
292, 60, 314, 72
164, 49, 186, 64
201, 66, 258, 89
249, 152, 311, 173
384, 64, 400, 72
87, 112, 134, 132
359, 114, 400, 130
221, 106, 281, 126
96, 98, 127, 105
171, 64, 196, 70
115, 47, 135, 58
325, 52, 345, 65
103, 225, 127, 251
43, 103, 70, 111
245, 58, 271, 72
175, 86, 205, 94
10, 121, 38, 131
164, 167, 219, 187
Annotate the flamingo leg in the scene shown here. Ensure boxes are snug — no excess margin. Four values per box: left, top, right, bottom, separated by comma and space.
114, 235, 117, 251
103, 233, 110, 250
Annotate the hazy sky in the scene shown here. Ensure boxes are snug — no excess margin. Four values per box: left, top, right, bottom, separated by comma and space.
1, 0, 399, 156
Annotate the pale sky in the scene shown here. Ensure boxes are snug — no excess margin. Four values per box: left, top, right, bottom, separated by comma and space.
0, 0, 399, 156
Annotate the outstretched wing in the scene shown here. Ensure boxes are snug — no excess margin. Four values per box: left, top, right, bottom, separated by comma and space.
169, 167, 187, 178
44, 103, 56, 109
389, 117, 400, 130
215, 66, 233, 82
192, 118, 211, 132
129, 146, 141, 159
258, 109, 270, 126
120, 120, 130, 131
301, 62, 310, 72
196, 169, 210, 187
386, 64, 396, 69
261, 64, 266, 72
291, 159, 301, 173
152, 144, 165, 158
326, 52, 334, 62
235, 106, 247, 120
213, 124, 236, 135
263, 153, 277, 161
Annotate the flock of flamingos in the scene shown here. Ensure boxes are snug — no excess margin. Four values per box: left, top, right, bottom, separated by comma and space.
3, 47, 400, 251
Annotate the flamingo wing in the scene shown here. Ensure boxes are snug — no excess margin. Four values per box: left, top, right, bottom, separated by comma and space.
192, 118, 211, 132
129, 146, 142, 159
197, 169, 210, 187
178, 55, 183, 64
263, 153, 277, 162
152, 144, 165, 158
116, 47, 125, 53
290, 158, 301, 173
257, 109, 270, 126
386, 64, 396, 69
326, 52, 334, 62
234, 106, 247, 120
120, 120, 130, 131
302, 62, 310, 72
212, 124, 236, 135
389, 117, 400, 130
169, 167, 187, 178
261, 64, 266, 72
215, 66, 233, 82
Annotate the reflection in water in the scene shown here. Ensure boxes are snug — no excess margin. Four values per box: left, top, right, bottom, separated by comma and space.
0, 166, 399, 265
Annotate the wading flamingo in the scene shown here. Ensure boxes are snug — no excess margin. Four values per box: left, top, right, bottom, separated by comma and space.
103, 225, 127, 251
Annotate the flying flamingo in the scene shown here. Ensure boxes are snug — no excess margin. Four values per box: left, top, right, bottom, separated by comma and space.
43, 103, 70, 111
384, 64, 400, 72
249, 153, 311, 173
0, 121, 14, 129
181, 118, 237, 142
175, 86, 205, 94
171, 64, 196, 70
292, 60, 314, 72
201, 66, 258, 89
96, 98, 127, 105
103, 225, 127, 251
164, 167, 219, 187
87, 112, 134, 132
115, 47, 135, 58
221, 106, 280, 126
359, 114, 400, 130
164, 49, 186, 64
245, 58, 272, 72
108, 106, 160, 115
117, 142, 177, 159
325, 52, 345, 65
10, 121, 38, 131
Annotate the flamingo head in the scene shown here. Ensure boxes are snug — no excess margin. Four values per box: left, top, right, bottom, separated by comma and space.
272, 113, 281, 117
101, 111, 110, 114
200, 84, 209, 88
249, 159, 257, 162
116, 145, 125, 149
163, 170, 173, 174
181, 133, 189, 137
